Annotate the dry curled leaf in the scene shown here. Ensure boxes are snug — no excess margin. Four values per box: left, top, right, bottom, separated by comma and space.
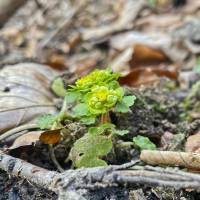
0, 63, 59, 133
39, 129, 61, 145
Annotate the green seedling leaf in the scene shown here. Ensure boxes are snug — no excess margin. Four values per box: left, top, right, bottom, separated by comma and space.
37, 114, 56, 129
88, 123, 115, 135
88, 126, 104, 135
80, 116, 96, 125
115, 95, 136, 113
122, 95, 136, 107
76, 155, 108, 168
88, 123, 128, 137
51, 77, 66, 97
115, 101, 129, 113
65, 91, 80, 104
133, 135, 156, 150
113, 129, 129, 136
195, 57, 200, 74
72, 103, 89, 117
70, 134, 112, 168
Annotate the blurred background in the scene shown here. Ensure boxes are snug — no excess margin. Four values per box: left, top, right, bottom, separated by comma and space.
0, 0, 199, 83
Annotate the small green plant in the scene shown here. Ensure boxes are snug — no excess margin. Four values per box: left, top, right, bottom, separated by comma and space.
133, 135, 156, 150
38, 68, 137, 168
66, 68, 136, 124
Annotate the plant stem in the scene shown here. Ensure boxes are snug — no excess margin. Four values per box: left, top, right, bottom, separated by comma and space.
48, 100, 68, 172
100, 113, 109, 124
49, 144, 64, 172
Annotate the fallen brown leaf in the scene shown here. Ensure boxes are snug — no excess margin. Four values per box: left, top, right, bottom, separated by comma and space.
129, 44, 168, 67
46, 53, 67, 71
119, 66, 178, 87
39, 129, 61, 145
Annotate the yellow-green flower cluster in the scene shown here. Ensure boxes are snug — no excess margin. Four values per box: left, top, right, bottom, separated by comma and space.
71, 68, 121, 92
87, 86, 123, 114
66, 68, 136, 123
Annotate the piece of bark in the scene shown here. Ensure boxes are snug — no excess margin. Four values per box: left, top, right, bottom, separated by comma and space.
140, 150, 200, 169
0, 0, 27, 27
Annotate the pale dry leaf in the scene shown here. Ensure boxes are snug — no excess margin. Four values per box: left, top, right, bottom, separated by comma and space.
0, 63, 59, 133
9, 131, 42, 149
9, 129, 61, 149
110, 47, 133, 74
110, 31, 189, 67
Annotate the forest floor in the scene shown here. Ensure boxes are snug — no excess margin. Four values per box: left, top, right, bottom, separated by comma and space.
0, 0, 200, 199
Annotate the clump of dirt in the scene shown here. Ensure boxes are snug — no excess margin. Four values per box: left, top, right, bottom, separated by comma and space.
0, 170, 57, 200
115, 80, 198, 141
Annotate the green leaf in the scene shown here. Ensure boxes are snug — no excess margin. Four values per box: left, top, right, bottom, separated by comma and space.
72, 103, 89, 117
88, 127, 104, 135
51, 77, 66, 97
101, 123, 115, 129
115, 95, 136, 113
195, 57, 200, 74
65, 92, 80, 104
122, 95, 136, 107
133, 135, 156, 150
69, 134, 112, 168
113, 129, 129, 136
76, 155, 108, 168
88, 123, 115, 135
37, 114, 56, 129
80, 116, 96, 125
115, 101, 129, 113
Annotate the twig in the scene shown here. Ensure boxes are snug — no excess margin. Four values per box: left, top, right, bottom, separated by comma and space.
49, 144, 64, 172
2, 150, 200, 199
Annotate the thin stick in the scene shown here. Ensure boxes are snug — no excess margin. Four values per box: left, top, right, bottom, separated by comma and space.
49, 144, 64, 172
2, 150, 200, 196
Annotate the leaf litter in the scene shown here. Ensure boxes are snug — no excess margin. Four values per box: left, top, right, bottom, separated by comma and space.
0, 0, 200, 199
